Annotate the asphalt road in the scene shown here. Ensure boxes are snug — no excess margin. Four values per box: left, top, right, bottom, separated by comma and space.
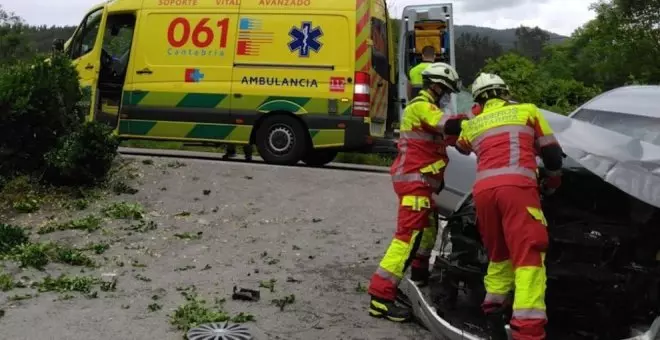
0, 155, 433, 340
118, 147, 392, 174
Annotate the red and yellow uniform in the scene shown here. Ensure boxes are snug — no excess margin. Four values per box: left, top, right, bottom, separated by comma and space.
456, 98, 563, 340
368, 90, 463, 303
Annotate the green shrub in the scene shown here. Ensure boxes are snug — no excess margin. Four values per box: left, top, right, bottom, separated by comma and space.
44, 121, 119, 185
0, 54, 84, 177
0, 223, 29, 255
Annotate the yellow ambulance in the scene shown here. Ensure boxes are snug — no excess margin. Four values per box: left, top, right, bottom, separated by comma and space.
57, 0, 396, 166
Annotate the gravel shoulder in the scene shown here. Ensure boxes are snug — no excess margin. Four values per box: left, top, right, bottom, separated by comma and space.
0, 156, 433, 340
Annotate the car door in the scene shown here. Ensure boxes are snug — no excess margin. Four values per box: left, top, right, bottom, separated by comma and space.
67, 6, 108, 121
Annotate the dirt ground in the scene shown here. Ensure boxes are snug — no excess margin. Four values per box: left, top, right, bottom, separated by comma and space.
0, 156, 434, 340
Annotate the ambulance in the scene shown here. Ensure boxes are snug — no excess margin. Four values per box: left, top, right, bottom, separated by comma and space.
55, 0, 397, 166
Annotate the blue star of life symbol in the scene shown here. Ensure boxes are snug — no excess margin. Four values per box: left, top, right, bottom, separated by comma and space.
288, 21, 323, 57
191, 69, 204, 82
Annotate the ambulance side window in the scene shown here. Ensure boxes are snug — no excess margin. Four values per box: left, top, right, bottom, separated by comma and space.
69, 8, 104, 60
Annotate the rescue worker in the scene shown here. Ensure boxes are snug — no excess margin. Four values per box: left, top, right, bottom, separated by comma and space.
368, 62, 467, 322
223, 144, 253, 161
455, 73, 563, 340
407, 45, 436, 99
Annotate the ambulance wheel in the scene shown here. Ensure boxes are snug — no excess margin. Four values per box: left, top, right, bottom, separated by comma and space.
256, 115, 307, 165
302, 149, 338, 167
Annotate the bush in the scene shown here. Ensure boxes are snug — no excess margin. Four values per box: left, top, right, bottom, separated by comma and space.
0, 53, 119, 186
45, 121, 120, 185
0, 54, 84, 176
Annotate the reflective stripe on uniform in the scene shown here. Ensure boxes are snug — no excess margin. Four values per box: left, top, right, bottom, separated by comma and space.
375, 266, 399, 285
392, 172, 443, 190
475, 166, 537, 181
536, 134, 558, 147
513, 309, 547, 319
484, 292, 509, 305
399, 131, 435, 141
471, 125, 534, 150
470, 125, 536, 179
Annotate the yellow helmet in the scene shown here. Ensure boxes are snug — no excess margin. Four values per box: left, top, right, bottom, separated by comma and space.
471, 73, 509, 99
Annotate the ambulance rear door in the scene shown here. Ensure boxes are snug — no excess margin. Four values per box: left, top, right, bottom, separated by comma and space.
397, 4, 456, 128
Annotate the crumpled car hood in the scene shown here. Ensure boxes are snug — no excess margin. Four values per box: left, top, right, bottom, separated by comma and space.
541, 110, 660, 209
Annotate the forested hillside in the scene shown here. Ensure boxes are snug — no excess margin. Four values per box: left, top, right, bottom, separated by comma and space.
2, 0, 658, 116
19, 23, 564, 57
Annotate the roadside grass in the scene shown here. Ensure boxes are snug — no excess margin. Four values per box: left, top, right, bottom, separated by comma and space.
0, 159, 260, 335
170, 286, 255, 332
121, 140, 394, 167
0, 159, 140, 217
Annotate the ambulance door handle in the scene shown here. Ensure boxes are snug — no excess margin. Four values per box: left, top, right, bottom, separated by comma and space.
234, 93, 242, 98
136, 68, 152, 75
85, 63, 94, 70
377, 81, 384, 87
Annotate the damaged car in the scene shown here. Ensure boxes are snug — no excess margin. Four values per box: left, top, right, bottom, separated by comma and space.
400, 85, 660, 339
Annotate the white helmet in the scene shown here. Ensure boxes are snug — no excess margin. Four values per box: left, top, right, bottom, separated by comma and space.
471, 73, 509, 99
421, 62, 460, 93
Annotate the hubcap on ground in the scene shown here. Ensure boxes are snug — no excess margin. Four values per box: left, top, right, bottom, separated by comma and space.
186, 322, 252, 340
268, 125, 295, 155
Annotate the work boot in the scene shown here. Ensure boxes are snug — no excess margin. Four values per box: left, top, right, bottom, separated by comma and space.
485, 308, 508, 340
222, 145, 237, 160
368, 296, 412, 322
410, 267, 430, 287
243, 145, 253, 161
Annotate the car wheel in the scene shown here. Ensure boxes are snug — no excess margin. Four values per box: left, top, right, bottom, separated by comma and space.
302, 149, 338, 167
256, 115, 307, 165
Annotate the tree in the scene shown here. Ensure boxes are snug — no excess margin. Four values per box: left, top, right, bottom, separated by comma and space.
569, 1, 660, 90
481, 53, 544, 104
0, 5, 33, 64
513, 26, 550, 62
455, 32, 504, 85
481, 52, 599, 114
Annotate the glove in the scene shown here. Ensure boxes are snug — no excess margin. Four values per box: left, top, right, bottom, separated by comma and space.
540, 172, 561, 196
444, 134, 458, 146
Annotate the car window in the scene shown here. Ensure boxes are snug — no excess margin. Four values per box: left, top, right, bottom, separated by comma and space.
69, 8, 103, 59
572, 108, 660, 146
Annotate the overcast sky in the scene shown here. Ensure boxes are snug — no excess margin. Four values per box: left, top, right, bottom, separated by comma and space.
4, 0, 595, 36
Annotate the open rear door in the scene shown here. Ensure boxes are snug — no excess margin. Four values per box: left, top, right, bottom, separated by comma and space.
396, 4, 456, 132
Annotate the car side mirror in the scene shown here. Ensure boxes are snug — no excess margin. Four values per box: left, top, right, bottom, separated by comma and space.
52, 38, 65, 53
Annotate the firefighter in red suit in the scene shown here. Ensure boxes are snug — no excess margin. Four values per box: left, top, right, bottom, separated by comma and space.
368, 62, 467, 322
456, 73, 564, 340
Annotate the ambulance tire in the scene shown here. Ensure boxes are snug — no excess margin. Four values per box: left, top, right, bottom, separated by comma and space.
302, 149, 338, 167
256, 115, 308, 165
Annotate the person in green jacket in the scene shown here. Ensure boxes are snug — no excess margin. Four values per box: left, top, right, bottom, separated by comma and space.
407, 45, 436, 99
